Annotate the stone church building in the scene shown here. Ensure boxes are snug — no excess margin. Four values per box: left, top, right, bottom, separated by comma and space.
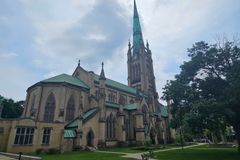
0, 0, 174, 153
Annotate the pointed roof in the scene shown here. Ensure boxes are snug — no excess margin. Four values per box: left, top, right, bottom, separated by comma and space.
99, 62, 106, 80
41, 74, 89, 89
133, 0, 144, 54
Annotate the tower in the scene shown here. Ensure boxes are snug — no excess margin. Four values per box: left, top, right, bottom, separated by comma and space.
127, 0, 157, 96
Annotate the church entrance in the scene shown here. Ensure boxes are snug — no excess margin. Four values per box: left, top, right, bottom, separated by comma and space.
86, 129, 94, 146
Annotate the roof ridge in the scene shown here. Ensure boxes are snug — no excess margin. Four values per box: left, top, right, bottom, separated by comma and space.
40, 73, 89, 89
94, 73, 136, 90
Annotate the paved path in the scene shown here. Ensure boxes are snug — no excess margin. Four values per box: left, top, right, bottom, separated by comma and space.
96, 143, 205, 160
123, 143, 205, 160
0, 155, 16, 160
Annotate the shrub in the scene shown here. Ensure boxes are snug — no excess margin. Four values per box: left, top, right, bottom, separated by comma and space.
36, 148, 46, 154
144, 140, 151, 148
47, 148, 60, 154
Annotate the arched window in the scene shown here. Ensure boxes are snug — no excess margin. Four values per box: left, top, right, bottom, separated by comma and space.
137, 63, 141, 81
108, 93, 116, 103
106, 113, 116, 139
132, 65, 135, 82
125, 118, 130, 140
65, 95, 75, 121
135, 64, 138, 81
44, 93, 56, 122
30, 95, 36, 117
142, 105, 147, 123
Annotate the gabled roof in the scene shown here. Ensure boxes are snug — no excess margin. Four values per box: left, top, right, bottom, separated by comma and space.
65, 107, 98, 129
41, 74, 89, 89
93, 74, 137, 95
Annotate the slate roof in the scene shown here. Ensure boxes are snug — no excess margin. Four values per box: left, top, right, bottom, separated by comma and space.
41, 74, 89, 89
64, 129, 76, 138
93, 74, 137, 95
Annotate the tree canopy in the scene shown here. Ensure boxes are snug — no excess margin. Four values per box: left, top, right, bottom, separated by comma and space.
162, 40, 240, 151
0, 95, 24, 119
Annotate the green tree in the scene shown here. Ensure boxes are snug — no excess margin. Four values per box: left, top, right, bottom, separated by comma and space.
163, 41, 240, 151
0, 95, 24, 118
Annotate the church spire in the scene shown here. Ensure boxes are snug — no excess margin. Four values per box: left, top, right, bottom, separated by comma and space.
133, 0, 144, 54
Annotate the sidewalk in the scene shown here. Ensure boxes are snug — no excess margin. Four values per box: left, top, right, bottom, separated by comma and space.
0, 155, 16, 160
96, 143, 205, 160
122, 143, 205, 160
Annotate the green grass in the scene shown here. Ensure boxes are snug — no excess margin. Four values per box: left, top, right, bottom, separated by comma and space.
39, 151, 133, 160
154, 146, 240, 160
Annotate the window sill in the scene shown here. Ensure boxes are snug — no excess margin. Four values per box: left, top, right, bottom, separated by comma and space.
13, 144, 33, 147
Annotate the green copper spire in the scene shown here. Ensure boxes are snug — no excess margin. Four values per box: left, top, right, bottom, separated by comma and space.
133, 0, 144, 54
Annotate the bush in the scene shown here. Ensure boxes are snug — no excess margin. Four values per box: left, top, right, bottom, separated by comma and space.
167, 138, 175, 144
144, 140, 151, 148
47, 148, 60, 154
158, 139, 165, 144
36, 148, 46, 154
73, 146, 83, 151
117, 141, 128, 147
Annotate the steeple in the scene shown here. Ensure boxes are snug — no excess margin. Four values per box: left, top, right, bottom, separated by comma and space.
133, 0, 144, 54
99, 62, 106, 80
127, 0, 157, 95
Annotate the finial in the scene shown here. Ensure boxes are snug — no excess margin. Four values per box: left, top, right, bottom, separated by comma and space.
128, 39, 131, 48
146, 40, 149, 49
78, 59, 80, 66
100, 62, 106, 80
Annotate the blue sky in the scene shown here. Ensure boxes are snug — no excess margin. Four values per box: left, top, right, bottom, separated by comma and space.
0, 0, 240, 103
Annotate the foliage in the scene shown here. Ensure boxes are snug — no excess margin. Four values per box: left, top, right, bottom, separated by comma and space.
36, 148, 47, 155
162, 40, 240, 151
47, 148, 60, 154
143, 140, 151, 148
0, 95, 24, 118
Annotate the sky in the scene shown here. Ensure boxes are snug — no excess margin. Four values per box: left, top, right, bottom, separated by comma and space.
0, 0, 239, 103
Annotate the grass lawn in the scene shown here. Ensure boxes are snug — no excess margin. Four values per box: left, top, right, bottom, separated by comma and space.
39, 151, 133, 160
154, 146, 240, 160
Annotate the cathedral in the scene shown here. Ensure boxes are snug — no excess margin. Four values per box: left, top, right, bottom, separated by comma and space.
0, 0, 174, 153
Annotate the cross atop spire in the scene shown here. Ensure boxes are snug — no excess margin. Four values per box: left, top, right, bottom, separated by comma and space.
133, 0, 144, 54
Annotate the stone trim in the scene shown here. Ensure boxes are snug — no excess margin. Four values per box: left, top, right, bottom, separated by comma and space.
135, 128, 145, 132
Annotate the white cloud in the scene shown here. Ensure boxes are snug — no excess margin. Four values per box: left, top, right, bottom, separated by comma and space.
0, 0, 239, 103
0, 60, 37, 101
0, 52, 18, 58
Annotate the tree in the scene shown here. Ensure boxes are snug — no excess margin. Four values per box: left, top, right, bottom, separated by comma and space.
163, 41, 240, 151
0, 95, 24, 119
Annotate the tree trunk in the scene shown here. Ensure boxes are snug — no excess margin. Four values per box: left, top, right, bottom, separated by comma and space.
220, 130, 227, 144
236, 130, 240, 152
233, 124, 240, 152
211, 133, 218, 144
